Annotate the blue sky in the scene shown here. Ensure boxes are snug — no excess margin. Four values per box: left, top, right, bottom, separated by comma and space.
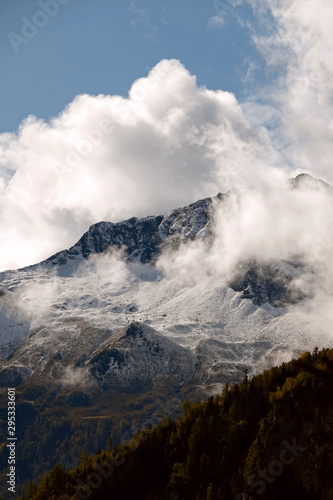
0, 0, 264, 133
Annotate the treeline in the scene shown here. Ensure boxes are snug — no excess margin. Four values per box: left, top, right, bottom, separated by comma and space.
20, 348, 333, 499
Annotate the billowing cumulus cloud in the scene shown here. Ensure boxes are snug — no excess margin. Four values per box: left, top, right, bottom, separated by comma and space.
0, 59, 273, 272
1, 0, 332, 276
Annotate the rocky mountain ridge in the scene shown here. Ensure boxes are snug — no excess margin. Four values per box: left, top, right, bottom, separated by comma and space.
0, 174, 332, 490
43, 194, 218, 269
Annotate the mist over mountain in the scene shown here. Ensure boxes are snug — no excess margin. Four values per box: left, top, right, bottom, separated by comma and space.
0, 173, 333, 492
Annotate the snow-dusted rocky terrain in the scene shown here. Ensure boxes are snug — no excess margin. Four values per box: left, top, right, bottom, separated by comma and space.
0, 177, 332, 402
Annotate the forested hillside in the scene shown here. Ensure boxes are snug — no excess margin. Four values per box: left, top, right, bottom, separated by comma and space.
20, 348, 333, 500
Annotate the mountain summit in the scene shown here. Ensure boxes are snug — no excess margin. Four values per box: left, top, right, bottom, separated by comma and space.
0, 175, 332, 489
43, 194, 219, 268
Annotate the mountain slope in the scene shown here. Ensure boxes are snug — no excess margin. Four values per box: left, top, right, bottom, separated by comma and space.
21, 347, 333, 500
0, 176, 333, 493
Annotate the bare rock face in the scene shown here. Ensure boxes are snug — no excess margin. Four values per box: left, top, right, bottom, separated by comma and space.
43, 195, 216, 268
228, 261, 306, 307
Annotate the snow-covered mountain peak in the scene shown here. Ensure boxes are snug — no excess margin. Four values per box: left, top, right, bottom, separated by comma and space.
288, 173, 332, 191
42, 194, 220, 270
0, 181, 332, 401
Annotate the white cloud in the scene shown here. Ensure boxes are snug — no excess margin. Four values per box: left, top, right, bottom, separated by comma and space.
128, 1, 158, 41
0, 59, 273, 272
158, 179, 333, 279
246, 0, 333, 183
60, 365, 95, 388
207, 15, 225, 30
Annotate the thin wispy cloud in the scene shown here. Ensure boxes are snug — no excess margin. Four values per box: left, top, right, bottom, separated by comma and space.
246, 0, 333, 182
160, 7, 169, 27
128, 1, 158, 41
207, 15, 225, 30
241, 60, 257, 85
